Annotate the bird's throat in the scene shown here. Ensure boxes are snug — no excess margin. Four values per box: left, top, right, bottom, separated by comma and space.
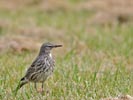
49, 53, 52, 58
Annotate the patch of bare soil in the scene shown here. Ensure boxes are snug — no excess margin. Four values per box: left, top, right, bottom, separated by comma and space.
101, 95, 133, 100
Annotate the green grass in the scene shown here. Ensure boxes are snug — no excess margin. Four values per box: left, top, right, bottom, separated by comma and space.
0, 1, 133, 100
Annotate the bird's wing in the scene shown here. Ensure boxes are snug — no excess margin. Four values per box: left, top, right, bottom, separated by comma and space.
24, 56, 47, 80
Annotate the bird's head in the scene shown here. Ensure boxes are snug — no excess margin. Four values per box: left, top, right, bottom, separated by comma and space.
39, 42, 62, 55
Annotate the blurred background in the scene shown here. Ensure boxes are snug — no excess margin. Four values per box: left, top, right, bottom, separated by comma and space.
0, 0, 133, 54
0, 0, 133, 99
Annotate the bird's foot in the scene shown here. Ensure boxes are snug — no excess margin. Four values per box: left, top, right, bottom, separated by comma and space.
37, 88, 44, 94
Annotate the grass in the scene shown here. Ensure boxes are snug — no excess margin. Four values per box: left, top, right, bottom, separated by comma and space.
0, 0, 133, 100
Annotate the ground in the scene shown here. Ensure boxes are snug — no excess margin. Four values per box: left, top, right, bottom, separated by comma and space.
0, 0, 133, 100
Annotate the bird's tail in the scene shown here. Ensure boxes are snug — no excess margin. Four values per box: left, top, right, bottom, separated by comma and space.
13, 77, 28, 95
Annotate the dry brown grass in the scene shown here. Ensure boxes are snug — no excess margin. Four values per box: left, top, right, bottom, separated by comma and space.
1, 0, 133, 25
0, 24, 67, 53
0, 0, 72, 11
78, 0, 133, 25
101, 95, 133, 100
0, 35, 41, 53
0, 16, 67, 53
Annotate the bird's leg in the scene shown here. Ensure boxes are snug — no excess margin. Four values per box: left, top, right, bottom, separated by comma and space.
35, 82, 44, 93
41, 82, 44, 92
34, 83, 37, 91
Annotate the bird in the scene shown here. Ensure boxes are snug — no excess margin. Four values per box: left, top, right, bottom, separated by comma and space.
15, 42, 62, 94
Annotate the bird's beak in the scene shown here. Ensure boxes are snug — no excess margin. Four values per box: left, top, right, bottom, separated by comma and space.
53, 44, 62, 48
